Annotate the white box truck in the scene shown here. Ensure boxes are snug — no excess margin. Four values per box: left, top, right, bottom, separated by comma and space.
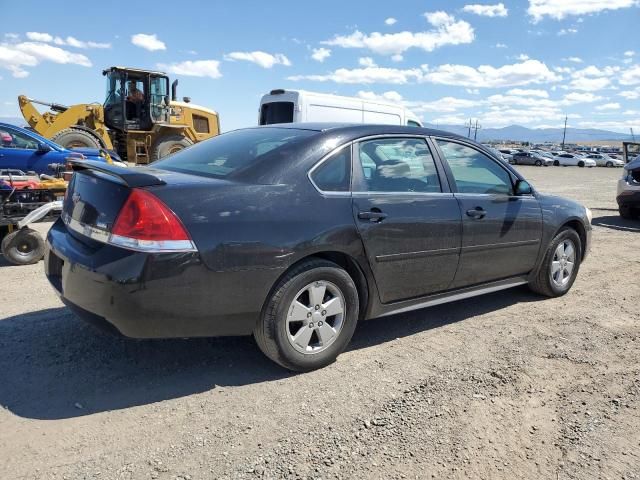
258, 89, 423, 127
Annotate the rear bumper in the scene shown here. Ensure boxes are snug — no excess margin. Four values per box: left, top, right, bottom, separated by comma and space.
45, 219, 281, 338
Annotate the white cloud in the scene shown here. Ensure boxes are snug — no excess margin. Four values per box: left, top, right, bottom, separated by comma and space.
26, 32, 110, 49
558, 28, 578, 36
322, 11, 474, 56
466, 88, 480, 94
624, 50, 636, 57
623, 110, 640, 115
157, 60, 221, 79
569, 77, 611, 91
224, 51, 291, 68
391, 54, 403, 62
462, 3, 508, 17
26, 32, 53, 42
495, 43, 507, 48
131, 33, 166, 51
422, 59, 561, 88
357, 90, 404, 103
562, 92, 603, 104
620, 65, 640, 85
311, 47, 331, 62
506, 88, 549, 97
565, 56, 583, 63
385, 17, 397, 25
567, 65, 620, 91
619, 87, 640, 99
288, 66, 424, 84
0, 40, 91, 77
528, 0, 639, 21
595, 102, 621, 110
576, 120, 639, 132
358, 57, 377, 67
516, 54, 530, 61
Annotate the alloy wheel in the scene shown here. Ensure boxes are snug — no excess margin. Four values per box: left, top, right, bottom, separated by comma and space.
286, 280, 345, 354
550, 239, 576, 288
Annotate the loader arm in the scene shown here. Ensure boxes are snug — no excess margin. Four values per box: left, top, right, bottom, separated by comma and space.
17, 95, 113, 150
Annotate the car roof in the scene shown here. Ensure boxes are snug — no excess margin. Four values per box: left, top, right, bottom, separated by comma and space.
249, 122, 468, 140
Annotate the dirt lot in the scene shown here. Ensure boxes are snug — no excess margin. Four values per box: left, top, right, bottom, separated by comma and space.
1, 166, 638, 480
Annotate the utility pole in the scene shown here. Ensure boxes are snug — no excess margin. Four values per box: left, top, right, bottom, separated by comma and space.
473, 119, 481, 141
561, 115, 568, 150
467, 118, 472, 138
631, 128, 636, 141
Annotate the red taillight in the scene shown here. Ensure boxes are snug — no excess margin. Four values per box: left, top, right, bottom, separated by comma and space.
110, 189, 194, 251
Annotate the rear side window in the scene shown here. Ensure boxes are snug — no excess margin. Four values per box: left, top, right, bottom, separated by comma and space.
260, 102, 294, 125
407, 120, 421, 127
355, 138, 442, 193
436, 140, 513, 195
310, 146, 351, 192
154, 128, 316, 178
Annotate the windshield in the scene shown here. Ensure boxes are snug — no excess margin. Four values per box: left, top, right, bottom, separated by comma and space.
154, 127, 317, 178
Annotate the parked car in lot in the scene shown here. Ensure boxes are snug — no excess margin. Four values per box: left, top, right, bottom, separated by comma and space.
498, 149, 515, 162
0, 122, 125, 176
617, 155, 640, 219
585, 153, 624, 167
45, 124, 592, 371
552, 153, 596, 167
510, 151, 553, 166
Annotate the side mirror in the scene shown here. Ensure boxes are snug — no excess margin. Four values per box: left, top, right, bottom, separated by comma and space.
515, 179, 533, 195
37, 143, 52, 154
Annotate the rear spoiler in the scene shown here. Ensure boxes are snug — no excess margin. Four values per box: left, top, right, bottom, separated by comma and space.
68, 159, 166, 187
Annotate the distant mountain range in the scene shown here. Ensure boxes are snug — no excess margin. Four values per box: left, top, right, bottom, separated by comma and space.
1, 116, 633, 144
424, 123, 634, 143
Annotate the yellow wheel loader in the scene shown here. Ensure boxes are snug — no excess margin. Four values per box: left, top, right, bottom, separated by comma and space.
18, 66, 220, 164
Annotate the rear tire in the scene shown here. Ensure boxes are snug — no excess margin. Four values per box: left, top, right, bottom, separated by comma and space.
254, 259, 359, 372
606, 161, 613, 168
1, 228, 45, 265
578, 161, 585, 168
535, 160, 542, 166
150, 135, 193, 161
529, 228, 581, 298
554, 160, 560, 166
51, 128, 102, 149
619, 205, 637, 219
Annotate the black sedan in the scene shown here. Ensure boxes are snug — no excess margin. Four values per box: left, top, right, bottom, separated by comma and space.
45, 124, 592, 371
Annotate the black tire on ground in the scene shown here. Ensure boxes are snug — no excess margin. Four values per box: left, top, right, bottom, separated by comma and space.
554, 160, 560, 166
619, 205, 637, 219
254, 259, 360, 372
1, 228, 45, 265
578, 161, 585, 168
529, 227, 582, 298
512, 159, 518, 165
535, 159, 542, 166
150, 135, 193, 161
606, 161, 613, 167
51, 128, 102, 149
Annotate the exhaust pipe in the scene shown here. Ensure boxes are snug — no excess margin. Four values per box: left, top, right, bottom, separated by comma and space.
171, 80, 178, 101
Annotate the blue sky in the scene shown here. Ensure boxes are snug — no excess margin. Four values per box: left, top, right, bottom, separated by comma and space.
1, 0, 639, 133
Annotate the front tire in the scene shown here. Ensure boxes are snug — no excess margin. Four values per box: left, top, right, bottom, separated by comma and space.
254, 259, 359, 372
1, 228, 45, 265
535, 160, 542, 166
529, 228, 581, 298
606, 161, 613, 168
578, 161, 585, 168
51, 128, 102, 149
554, 160, 560, 166
619, 205, 637, 219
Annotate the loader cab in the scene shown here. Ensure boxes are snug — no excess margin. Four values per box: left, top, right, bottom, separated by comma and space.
103, 67, 170, 132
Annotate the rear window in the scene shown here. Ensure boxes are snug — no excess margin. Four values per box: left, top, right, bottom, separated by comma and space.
154, 127, 316, 178
260, 102, 294, 125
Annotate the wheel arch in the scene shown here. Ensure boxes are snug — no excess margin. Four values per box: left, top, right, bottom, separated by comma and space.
261, 251, 371, 322
557, 219, 588, 261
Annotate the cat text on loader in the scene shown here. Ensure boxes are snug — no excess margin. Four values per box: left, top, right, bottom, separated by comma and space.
18, 66, 220, 163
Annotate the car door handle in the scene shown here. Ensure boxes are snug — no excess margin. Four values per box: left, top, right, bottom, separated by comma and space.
466, 207, 486, 219
358, 209, 387, 222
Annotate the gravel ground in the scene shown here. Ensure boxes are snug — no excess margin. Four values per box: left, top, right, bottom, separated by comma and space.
1, 165, 638, 480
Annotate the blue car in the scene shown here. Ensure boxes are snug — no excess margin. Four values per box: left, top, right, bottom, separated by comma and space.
0, 122, 124, 176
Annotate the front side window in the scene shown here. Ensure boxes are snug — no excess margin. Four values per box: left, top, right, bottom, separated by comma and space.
310, 146, 351, 192
355, 138, 441, 193
407, 120, 421, 127
0, 128, 38, 150
436, 139, 513, 195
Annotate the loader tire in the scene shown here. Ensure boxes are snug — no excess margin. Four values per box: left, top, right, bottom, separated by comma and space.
151, 135, 193, 161
51, 128, 102, 149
